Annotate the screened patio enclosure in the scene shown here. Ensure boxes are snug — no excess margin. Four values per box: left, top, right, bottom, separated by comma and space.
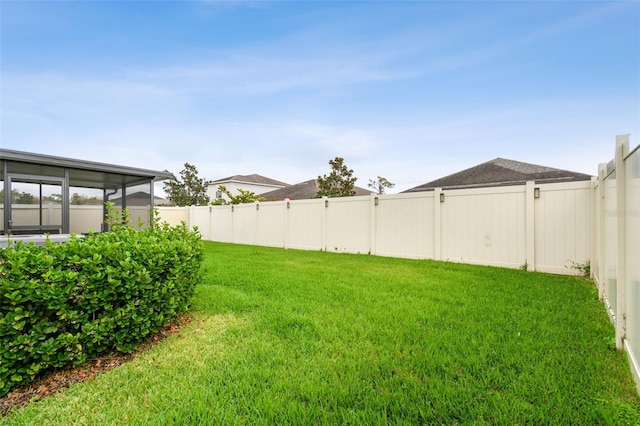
0, 149, 173, 235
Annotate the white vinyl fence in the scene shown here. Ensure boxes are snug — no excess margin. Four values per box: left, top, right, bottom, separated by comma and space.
592, 134, 640, 391
158, 179, 592, 275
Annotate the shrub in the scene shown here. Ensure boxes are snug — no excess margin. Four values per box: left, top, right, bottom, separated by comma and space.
0, 212, 203, 397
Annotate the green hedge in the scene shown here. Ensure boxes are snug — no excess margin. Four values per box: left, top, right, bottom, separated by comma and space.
0, 217, 203, 397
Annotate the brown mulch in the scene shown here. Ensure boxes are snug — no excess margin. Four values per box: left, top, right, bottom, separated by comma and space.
0, 314, 193, 417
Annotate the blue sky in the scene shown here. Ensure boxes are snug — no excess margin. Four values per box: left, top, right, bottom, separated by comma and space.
1, 1, 638, 193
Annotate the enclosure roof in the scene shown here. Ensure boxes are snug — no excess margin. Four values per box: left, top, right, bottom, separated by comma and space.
0, 148, 173, 190
402, 157, 593, 193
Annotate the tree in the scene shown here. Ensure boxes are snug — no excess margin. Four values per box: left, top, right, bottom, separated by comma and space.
43, 193, 63, 203
69, 193, 102, 205
163, 163, 210, 206
211, 185, 265, 205
316, 157, 357, 198
0, 189, 21, 202
14, 191, 37, 204
368, 176, 395, 195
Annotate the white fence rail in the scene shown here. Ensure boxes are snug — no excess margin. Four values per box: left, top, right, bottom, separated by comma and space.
158, 179, 592, 274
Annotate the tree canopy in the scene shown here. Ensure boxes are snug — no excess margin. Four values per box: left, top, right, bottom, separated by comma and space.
163, 163, 210, 206
316, 157, 358, 198
211, 185, 265, 205
70, 193, 102, 205
368, 176, 395, 195
8, 190, 37, 204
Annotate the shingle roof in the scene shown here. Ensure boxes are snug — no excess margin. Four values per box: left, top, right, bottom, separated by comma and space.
210, 174, 289, 187
262, 179, 373, 201
402, 158, 593, 193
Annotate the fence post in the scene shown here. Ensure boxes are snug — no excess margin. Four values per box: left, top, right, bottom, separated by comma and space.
284, 200, 290, 249
525, 181, 536, 271
598, 163, 608, 300
590, 177, 596, 281
187, 206, 193, 230
230, 204, 234, 244
207, 206, 213, 242
255, 201, 260, 246
616, 134, 629, 350
433, 188, 442, 261
47, 202, 54, 227
370, 193, 377, 256
321, 196, 328, 251
590, 177, 598, 281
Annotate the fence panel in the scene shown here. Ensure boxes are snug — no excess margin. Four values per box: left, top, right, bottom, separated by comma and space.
69, 205, 103, 234
535, 181, 591, 275
441, 187, 526, 268
211, 206, 232, 242
604, 175, 618, 316
287, 199, 324, 251
157, 206, 188, 227
374, 193, 435, 259
592, 178, 602, 289
325, 196, 371, 254
128, 206, 151, 230
257, 202, 286, 248
10, 204, 62, 227
231, 203, 256, 245
626, 147, 640, 374
191, 206, 212, 240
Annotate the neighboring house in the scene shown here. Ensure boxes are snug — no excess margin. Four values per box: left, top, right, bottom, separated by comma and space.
207, 174, 289, 201
402, 158, 593, 193
261, 179, 373, 201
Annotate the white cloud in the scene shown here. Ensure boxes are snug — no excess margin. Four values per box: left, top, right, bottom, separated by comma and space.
3, 70, 637, 193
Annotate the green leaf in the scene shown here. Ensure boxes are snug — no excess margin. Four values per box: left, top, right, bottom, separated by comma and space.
12, 320, 26, 331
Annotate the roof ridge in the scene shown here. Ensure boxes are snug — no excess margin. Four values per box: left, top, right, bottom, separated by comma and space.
210, 174, 289, 186
491, 158, 559, 173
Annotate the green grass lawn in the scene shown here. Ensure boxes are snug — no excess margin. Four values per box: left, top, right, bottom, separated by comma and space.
2, 241, 639, 425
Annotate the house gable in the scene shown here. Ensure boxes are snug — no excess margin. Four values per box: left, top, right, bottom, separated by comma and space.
207, 174, 289, 200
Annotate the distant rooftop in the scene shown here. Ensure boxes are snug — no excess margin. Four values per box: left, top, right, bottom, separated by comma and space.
403, 158, 593, 193
210, 174, 289, 188
262, 179, 373, 201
